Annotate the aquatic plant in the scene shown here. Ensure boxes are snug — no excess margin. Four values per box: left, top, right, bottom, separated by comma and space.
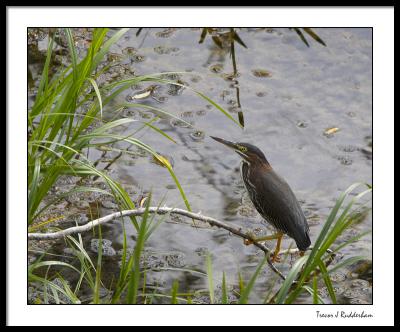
28, 28, 239, 226
28, 183, 371, 304
27, 28, 370, 305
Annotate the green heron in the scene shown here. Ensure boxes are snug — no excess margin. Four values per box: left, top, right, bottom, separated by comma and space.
210, 136, 311, 262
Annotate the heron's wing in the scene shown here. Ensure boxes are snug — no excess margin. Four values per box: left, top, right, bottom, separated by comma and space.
243, 165, 308, 238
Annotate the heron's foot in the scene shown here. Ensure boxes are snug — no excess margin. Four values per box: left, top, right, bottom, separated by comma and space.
244, 231, 256, 246
270, 233, 284, 263
270, 253, 281, 263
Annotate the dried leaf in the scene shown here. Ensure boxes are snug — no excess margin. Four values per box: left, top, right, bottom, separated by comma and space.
153, 154, 172, 169
129, 85, 157, 100
131, 90, 152, 100
139, 196, 148, 208
28, 215, 64, 232
251, 69, 272, 78
324, 127, 340, 136
238, 111, 245, 127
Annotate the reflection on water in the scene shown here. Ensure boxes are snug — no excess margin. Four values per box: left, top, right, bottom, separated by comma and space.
28, 28, 372, 304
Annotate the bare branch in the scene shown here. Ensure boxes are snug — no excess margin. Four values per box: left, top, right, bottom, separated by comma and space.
28, 206, 287, 280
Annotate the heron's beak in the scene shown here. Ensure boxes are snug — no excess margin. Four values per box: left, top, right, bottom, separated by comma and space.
210, 136, 247, 159
210, 136, 237, 150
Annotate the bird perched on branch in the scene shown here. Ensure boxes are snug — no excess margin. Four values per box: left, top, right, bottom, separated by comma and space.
210, 136, 311, 262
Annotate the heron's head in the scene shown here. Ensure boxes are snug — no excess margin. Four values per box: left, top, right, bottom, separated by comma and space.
210, 136, 269, 166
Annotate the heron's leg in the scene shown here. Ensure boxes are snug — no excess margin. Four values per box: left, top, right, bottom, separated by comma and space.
253, 233, 282, 242
244, 232, 282, 246
271, 233, 284, 263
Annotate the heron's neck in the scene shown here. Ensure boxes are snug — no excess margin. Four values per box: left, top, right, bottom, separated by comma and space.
245, 156, 271, 171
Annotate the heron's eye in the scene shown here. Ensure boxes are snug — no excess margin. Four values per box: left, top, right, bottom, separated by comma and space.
238, 146, 247, 152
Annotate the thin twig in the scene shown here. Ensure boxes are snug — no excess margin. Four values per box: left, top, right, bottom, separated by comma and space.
28, 206, 286, 279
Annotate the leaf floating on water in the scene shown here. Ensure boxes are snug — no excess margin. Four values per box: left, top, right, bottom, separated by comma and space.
324, 127, 340, 137
129, 86, 158, 100
97, 145, 113, 152
131, 90, 152, 100
251, 69, 272, 78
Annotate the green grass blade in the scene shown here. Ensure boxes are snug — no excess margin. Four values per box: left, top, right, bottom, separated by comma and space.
165, 163, 191, 212
140, 77, 243, 128
303, 285, 324, 304
316, 189, 372, 261
325, 256, 366, 277
239, 255, 268, 304
312, 273, 318, 304
194, 90, 243, 128
93, 28, 129, 66
332, 231, 371, 254
65, 28, 78, 82
127, 193, 151, 303
87, 77, 103, 119
317, 258, 336, 304
221, 272, 228, 304
279, 183, 371, 304
302, 183, 367, 281
141, 120, 176, 144
171, 280, 179, 304
56, 276, 81, 304
238, 271, 244, 295
28, 158, 41, 223
206, 253, 215, 304
36, 33, 54, 101
29, 260, 81, 274
121, 102, 192, 128
93, 226, 103, 304
275, 255, 308, 304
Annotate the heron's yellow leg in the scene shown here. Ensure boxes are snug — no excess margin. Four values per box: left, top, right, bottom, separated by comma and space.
271, 233, 284, 263
253, 233, 282, 242
244, 232, 283, 246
